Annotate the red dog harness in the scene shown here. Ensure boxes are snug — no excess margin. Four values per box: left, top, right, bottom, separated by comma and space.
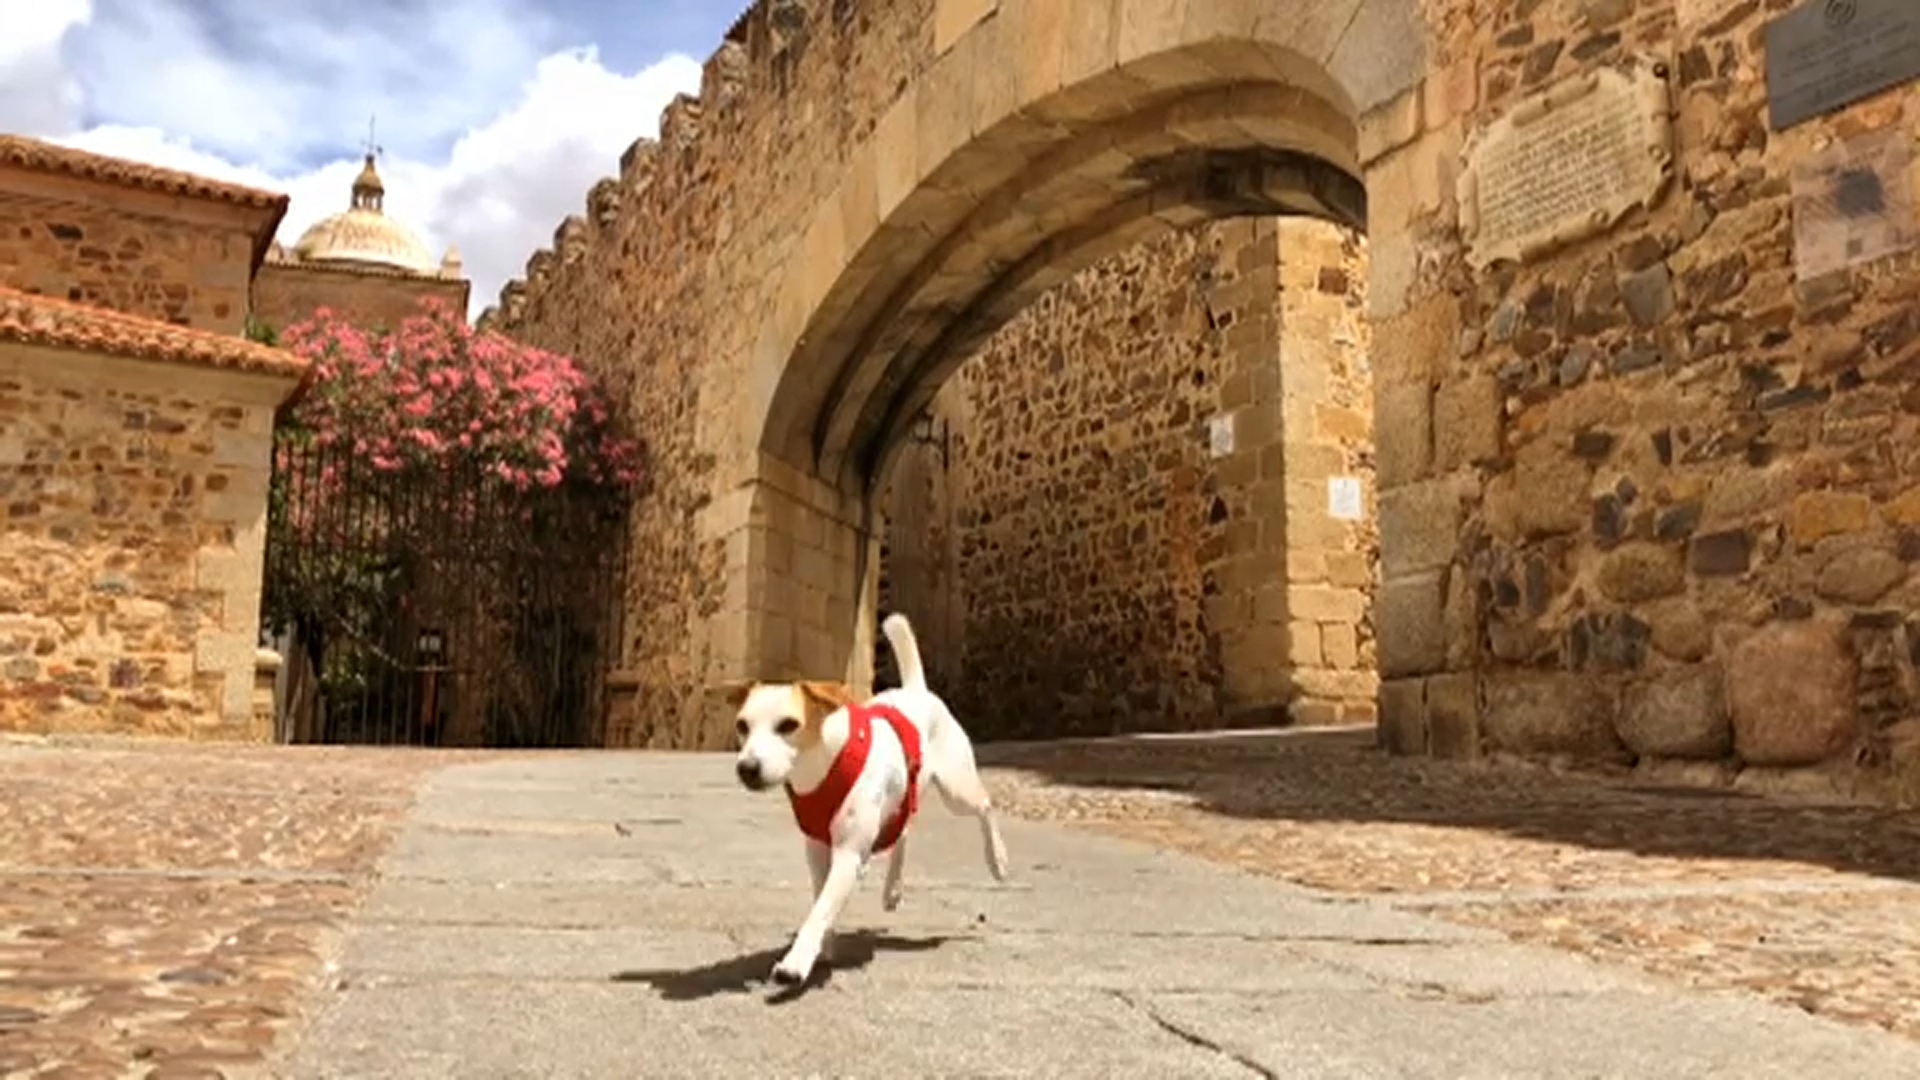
785, 701, 923, 854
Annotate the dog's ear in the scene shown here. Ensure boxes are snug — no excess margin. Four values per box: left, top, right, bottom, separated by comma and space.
794, 676, 856, 718
796, 680, 857, 715
713, 680, 756, 709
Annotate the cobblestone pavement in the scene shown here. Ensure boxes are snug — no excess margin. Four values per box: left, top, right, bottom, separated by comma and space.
5, 728, 1919, 1075
0, 737, 489, 1079
979, 726, 1920, 1045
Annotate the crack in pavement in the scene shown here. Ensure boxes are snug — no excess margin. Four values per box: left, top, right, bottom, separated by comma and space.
1111, 990, 1276, 1078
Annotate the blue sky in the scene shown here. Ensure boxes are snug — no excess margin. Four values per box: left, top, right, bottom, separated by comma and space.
0, 0, 741, 313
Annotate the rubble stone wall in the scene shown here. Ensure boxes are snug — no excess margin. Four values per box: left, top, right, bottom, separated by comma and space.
0, 344, 287, 739
879, 216, 1374, 741
252, 263, 470, 335
0, 181, 260, 336
1373, 0, 1920, 799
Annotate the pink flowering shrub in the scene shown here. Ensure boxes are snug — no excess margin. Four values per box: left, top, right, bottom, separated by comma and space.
275, 300, 640, 493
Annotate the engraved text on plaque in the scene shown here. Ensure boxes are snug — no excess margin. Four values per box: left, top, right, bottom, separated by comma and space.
1765, 0, 1920, 132
1458, 56, 1675, 269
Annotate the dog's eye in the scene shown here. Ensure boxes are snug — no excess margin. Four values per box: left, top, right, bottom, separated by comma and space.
775, 718, 800, 736
734, 718, 748, 739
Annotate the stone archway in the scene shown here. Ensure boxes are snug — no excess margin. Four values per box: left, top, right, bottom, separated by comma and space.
719, 0, 1428, 722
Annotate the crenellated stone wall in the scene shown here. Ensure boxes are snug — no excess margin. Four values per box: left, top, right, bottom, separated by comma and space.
483, 0, 1920, 799
482, 0, 950, 747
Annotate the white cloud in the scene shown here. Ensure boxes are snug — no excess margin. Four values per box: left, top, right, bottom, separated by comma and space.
0, 0, 704, 317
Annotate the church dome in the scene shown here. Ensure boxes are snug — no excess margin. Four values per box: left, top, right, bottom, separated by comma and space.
289, 153, 439, 274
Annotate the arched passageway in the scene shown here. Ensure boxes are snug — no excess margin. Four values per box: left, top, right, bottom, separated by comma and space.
732, 0, 1423, 720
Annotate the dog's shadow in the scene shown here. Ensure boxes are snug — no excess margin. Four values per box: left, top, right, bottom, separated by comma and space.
611, 930, 959, 1004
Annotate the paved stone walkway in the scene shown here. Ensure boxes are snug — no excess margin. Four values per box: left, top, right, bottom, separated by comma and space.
277, 753, 1920, 1078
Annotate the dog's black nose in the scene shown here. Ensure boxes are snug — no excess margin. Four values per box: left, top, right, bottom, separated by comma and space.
735, 759, 763, 788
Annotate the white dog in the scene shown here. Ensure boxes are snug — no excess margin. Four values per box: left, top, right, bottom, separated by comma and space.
728, 612, 1010, 986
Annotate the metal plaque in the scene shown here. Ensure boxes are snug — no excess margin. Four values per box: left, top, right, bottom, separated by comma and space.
1457, 55, 1675, 269
1765, 0, 1920, 131
1789, 126, 1919, 280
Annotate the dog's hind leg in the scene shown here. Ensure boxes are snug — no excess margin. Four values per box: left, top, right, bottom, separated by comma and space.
881, 833, 908, 911
929, 733, 1010, 882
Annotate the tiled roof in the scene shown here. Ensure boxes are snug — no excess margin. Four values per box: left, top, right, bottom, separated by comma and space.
0, 288, 307, 380
0, 134, 288, 212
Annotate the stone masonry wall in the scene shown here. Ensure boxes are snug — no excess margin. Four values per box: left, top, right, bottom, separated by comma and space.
490, 0, 944, 747
0, 185, 258, 336
253, 262, 471, 334
1375, 0, 1920, 796
880, 216, 1373, 742
0, 344, 284, 740
1275, 217, 1377, 725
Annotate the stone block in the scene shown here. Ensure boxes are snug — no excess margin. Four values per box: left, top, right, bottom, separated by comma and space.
1788, 490, 1873, 548
1727, 621, 1860, 767
1369, 291, 1455, 385
1483, 672, 1625, 759
1645, 600, 1713, 662
1618, 663, 1731, 760
1378, 479, 1460, 577
1425, 672, 1480, 760
1432, 374, 1501, 471
1288, 585, 1366, 624
1287, 550, 1328, 583
1325, 551, 1373, 588
1320, 622, 1360, 669
1287, 621, 1322, 666
1378, 678, 1428, 755
1815, 548, 1906, 605
1594, 542, 1685, 603
1376, 572, 1445, 678
1507, 441, 1591, 538
933, 0, 998, 55
1291, 668, 1376, 703
1374, 381, 1432, 487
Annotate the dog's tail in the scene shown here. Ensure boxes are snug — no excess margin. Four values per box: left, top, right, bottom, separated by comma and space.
880, 613, 928, 692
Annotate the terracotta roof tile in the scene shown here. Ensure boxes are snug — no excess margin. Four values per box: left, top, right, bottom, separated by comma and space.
0, 135, 288, 212
0, 288, 307, 380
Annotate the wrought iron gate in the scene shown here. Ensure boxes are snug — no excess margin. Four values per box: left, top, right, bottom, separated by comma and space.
261, 436, 629, 748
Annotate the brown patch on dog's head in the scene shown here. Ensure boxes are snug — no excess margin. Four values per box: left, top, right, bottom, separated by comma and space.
715, 680, 756, 710
791, 680, 857, 749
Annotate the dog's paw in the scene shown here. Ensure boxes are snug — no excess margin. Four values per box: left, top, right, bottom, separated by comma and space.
770, 940, 818, 986
882, 884, 904, 912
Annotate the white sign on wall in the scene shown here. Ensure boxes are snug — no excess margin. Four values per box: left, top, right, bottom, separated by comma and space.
1207, 413, 1236, 458
1328, 476, 1365, 522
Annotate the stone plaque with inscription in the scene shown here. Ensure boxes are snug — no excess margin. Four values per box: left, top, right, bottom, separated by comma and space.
1457, 55, 1675, 270
1765, 0, 1920, 131
1789, 126, 1918, 281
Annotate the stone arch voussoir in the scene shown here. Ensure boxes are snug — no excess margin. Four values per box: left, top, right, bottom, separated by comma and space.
749, 0, 1424, 498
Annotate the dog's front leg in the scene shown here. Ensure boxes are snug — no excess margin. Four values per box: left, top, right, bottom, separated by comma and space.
773, 845, 863, 985
803, 840, 841, 966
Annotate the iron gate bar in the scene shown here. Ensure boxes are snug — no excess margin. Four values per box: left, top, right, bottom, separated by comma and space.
261, 426, 631, 749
